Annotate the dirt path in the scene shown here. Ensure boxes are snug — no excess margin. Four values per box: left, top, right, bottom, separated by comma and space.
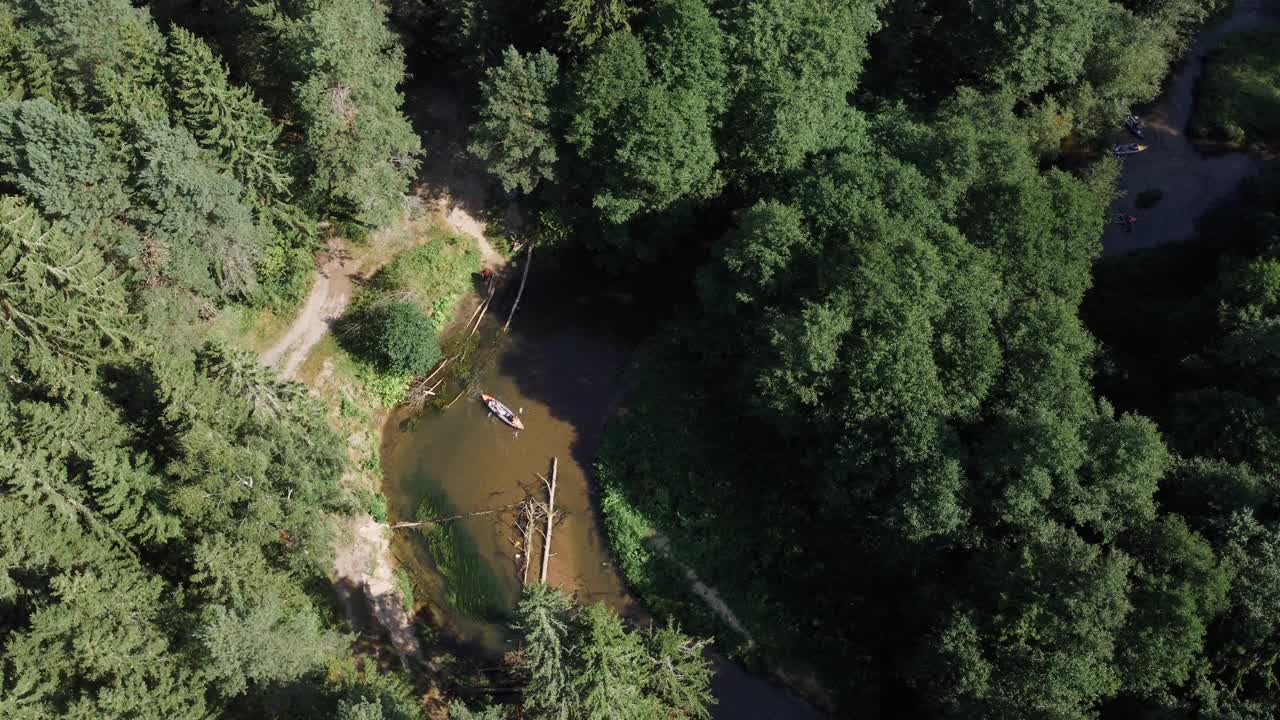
261, 238, 355, 379
1104, 0, 1273, 254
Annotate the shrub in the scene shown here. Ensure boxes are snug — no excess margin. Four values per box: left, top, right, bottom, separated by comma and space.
393, 568, 415, 612
339, 301, 441, 375
1192, 28, 1280, 147
359, 488, 388, 523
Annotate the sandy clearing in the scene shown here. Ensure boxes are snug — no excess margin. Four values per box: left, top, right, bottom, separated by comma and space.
333, 512, 423, 663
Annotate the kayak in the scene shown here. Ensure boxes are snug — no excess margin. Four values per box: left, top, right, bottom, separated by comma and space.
1125, 114, 1145, 139
1112, 143, 1149, 156
482, 393, 525, 430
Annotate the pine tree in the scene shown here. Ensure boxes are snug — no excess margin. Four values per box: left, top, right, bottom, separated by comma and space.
556, 0, 632, 49
0, 98, 130, 233
257, 0, 421, 230
196, 339, 306, 421
514, 584, 575, 719
125, 117, 267, 299
642, 622, 715, 719
570, 602, 656, 720
0, 15, 56, 103
16, 0, 166, 110
164, 27, 291, 206
0, 196, 130, 374
469, 46, 560, 194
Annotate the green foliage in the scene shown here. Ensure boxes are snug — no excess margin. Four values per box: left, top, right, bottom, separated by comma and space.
200, 599, 347, 696
164, 27, 291, 206
515, 582, 575, 718
514, 585, 714, 720
0, 14, 55, 102
339, 301, 441, 375
0, 202, 349, 714
567, 30, 722, 228
11, 0, 165, 109
415, 491, 509, 619
362, 229, 481, 334
469, 47, 560, 194
360, 487, 389, 523
252, 0, 422, 228
721, 0, 882, 178
0, 98, 128, 232
1193, 26, 1280, 147
353, 361, 412, 408
125, 116, 269, 299
393, 567, 415, 612
0, 196, 130, 384
448, 702, 508, 720
556, 0, 631, 49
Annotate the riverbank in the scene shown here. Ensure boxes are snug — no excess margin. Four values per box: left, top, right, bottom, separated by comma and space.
224, 197, 497, 716
1104, 0, 1276, 254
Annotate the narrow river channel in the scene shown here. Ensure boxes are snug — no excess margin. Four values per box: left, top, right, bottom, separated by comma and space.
381, 255, 825, 719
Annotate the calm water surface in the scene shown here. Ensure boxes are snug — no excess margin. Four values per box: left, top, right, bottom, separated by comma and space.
381, 260, 825, 719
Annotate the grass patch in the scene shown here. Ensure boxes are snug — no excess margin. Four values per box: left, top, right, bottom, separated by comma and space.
358, 487, 388, 523
1192, 25, 1280, 148
596, 341, 836, 688
363, 226, 481, 335
393, 567, 416, 613
1136, 188, 1165, 209
415, 490, 509, 621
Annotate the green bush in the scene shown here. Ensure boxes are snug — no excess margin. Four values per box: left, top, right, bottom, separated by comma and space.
358, 487, 388, 523
1192, 27, 1280, 147
393, 568, 415, 612
338, 301, 441, 375
1136, 189, 1165, 209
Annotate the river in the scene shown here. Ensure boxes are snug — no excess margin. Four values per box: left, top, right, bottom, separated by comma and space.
381, 255, 825, 719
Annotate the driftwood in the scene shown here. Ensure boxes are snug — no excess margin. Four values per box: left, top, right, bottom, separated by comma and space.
405, 372, 447, 407
468, 294, 493, 341
539, 457, 557, 584
519, 498, 537, 585
389, 500, 524, 530
445, 389, 466, 408
503, 244, 533, 333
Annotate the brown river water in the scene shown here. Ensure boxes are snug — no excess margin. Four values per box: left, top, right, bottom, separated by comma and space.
381, 258, 826, 719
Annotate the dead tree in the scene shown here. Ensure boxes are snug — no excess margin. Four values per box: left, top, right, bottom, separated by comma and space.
518, 498, 538, 585
539, 457, 557, 584
503, 244, 533, 333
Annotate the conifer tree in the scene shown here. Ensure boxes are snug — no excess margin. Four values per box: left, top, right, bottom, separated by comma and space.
0, 196, 130, 374
0, 98, 129, 233
515, 583, 575, 719
256, 0, 421, 230
556, 0, 631, 49
469, 46, 560, 194
570, 602, 656, 720
125, 117, 267, 299
642, 622, 715, 719
164, 27, 291, 207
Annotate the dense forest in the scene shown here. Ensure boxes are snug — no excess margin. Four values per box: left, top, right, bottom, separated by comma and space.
3, 0, 1280, 717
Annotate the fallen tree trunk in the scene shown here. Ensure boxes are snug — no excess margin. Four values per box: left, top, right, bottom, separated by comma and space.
520, 498, 537, 585
468, 295, 492, 340
503, 244, 533, 333
389, 500, 524, 529
540, 457, 557, 584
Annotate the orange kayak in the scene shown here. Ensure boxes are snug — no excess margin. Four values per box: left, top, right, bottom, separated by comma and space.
482, 394, 525, 430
